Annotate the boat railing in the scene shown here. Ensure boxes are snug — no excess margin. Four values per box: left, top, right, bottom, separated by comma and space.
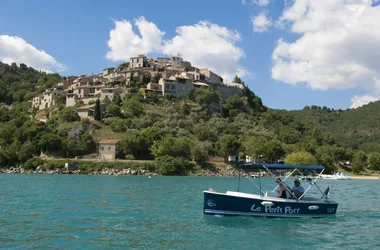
238, 163, 330, 202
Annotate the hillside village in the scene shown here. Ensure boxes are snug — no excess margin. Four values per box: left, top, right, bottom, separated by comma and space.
3, 56, 380, 175
31, 54, 244, 120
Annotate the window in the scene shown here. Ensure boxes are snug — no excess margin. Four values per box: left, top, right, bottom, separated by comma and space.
101, 146, 104, 151
108, 146, 111, 150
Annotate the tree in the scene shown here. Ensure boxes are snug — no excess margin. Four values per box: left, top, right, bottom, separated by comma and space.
140, 126, 163, 146
191, 141, 211, 164
152, 73, 162, 83
120, 133, 144, 158
259, 140, 286, 163
38, 133, 65, 153
285, 151, 318, 166
105, 103, 121, 118
94, 98, 101, 121
112, 94, 122, 106
367, 152, 380, 170
59, 107, 80, 122
216, 135, 241, 161
121, 95, 143, 117
23, 157, 44, 170
140, 73, 151, 86
191, 88, 221, 108
154, 156, 182, 175
223, 94, 244, 117
352, 151, 367, 173
194, 123, 218, 142
151, 136, 192, 160
118, 62, 129, 71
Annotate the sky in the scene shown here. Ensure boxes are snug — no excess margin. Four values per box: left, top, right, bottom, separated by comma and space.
1, 0, 380, 110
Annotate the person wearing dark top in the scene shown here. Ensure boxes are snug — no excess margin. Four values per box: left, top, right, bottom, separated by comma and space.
276, 178, 287, 199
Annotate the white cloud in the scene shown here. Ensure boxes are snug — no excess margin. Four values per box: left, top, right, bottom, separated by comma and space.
106, 18, 249, 83
252, 0, 270, 6
251, 12, 273, 32
0, 35, 66, 72
106, 17, 165, 61
162, 21, 247, 82
350, 95, 379, 108
272, 0, 380, 93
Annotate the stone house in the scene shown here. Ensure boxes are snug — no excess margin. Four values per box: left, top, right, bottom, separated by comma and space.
170, 56, 184, 68
102, 68, 115, 76
157, 57, 170, 68
76, 103, 106, 119
66, 85, 104, 107
74, 85, 104, 99
145, 82, 163, 98
57, 79, 74, 89
32, 89, 64, 110
159, 73, 194, 97
200, 69, 223, 84
129, 54, 147, 69
100, 88, 124, 101
99, 140, 120, 160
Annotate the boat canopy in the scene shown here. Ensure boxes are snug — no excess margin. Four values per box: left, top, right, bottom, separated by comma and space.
240, 163, 325, 171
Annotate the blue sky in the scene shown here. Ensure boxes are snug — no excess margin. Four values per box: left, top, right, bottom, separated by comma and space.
1, 0, 380, 110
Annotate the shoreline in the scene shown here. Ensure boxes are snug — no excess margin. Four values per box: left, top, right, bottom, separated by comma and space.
0, 167, 242, 177
1, 167, 379, 179
347, 176, 380, 180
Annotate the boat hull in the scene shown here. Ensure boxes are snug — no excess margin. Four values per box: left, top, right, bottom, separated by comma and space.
203, 191, 338, 218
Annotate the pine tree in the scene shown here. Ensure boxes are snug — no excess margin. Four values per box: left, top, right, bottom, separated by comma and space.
94, 98, 101, 121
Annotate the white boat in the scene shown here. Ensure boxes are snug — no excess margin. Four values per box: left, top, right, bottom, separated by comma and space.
321, 172, 350, 180
203, 164, 338, 218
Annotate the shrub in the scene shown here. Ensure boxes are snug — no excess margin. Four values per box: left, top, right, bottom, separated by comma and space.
23, 158, 44, 170
285, 151, 318, 166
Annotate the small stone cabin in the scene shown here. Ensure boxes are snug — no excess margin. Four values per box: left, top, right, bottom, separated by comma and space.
99, 140, 120, 160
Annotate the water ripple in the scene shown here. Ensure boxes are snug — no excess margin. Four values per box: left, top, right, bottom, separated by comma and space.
0, 175, 379, 249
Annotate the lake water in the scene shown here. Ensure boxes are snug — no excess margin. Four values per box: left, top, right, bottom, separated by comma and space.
0, 174, 379, 249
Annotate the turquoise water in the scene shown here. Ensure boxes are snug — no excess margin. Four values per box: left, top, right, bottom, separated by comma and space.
0, 175, 379, 249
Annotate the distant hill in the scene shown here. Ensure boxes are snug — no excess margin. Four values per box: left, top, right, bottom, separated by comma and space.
290, 102, 380, 153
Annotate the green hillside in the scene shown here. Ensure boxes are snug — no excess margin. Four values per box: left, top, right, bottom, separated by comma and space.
1, 62, 380, 175
0, 62, 61, 104
290, 103, 380, 152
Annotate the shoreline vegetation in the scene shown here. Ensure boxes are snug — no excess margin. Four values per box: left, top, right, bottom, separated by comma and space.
0, 159, 379, 180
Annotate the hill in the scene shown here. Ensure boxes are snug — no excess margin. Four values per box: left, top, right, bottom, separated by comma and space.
290, 102, 380, 153
1, 62, 380, 175
0, 62, 61, 104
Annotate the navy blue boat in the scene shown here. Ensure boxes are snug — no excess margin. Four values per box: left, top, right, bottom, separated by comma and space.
203, 164, 338, 218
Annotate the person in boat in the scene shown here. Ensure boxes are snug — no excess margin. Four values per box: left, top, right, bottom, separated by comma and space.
292, 179, 304, 199
276, 178, 287, 199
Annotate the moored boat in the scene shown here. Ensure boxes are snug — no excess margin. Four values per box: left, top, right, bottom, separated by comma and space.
321, 172, 351, 180
203, 164, 338, 218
